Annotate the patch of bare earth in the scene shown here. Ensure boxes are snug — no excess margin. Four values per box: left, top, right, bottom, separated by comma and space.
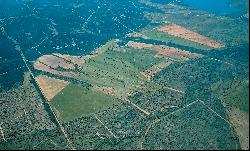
35, 75, 69, 101
141, 60, 173, 80
33, 60, 77, 78
228, 108, 249, 150
126, 41, 203, 61
33, 54, 86, 78
38, 54, 75, 70
157, 24, 224, 49
52, 53, 91, 67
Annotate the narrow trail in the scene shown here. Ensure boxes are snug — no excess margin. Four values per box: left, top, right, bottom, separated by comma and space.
164, 86, 185, 94
0, 125, 6, 142
140, 119, 161, 149
124, 99, 151, 116
199, 100, 231, 125
94, 114, 118, 139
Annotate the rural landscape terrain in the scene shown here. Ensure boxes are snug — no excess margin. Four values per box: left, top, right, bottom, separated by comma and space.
0, 0, 249, 150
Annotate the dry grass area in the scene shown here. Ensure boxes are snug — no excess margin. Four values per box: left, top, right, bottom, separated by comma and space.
126, 41, 203, 61
35, 75, 69, 100
33, 54, 86, 78
33, 61, 77, 78
126, 32, 150, 39
228, 108, 249, 150
52, 53, 92, 67
157, 24, 224, 49
35, 53, 92, 69
37, 55, 75, 70
141, 60, 173, 80
92, 85, 133, 100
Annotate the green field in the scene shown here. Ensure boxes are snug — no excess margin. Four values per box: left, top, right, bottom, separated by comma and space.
76, 41, 165, 96
50, 84, 122, 123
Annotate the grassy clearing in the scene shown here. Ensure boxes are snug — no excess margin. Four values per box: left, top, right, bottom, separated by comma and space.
50, 84, 121, 123
77, 43, 164, 96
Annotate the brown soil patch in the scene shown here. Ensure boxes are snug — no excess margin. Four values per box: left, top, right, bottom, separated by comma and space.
141, 60, 173, 80
33, 61, 77, 78
33, 54, 86, 79
35, 75, 69, 100
126, 41, 203, 61
157, 24, 224, 49
36, 53, 91, 70
38, 55, 74, 70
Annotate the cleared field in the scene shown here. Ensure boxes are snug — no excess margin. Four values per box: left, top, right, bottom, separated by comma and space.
157, 24, 224, 49
50, 84, 121, 123
126, 41, 203, 61
33, 59, 78, 78
77, 45, 165, 96
52, 53, 92, 67
139, 28, 216, 50
33, 39, 206, 124
36, 54, 75, 70
34, 40, 166, 97
35, 75, 69, 100
33, 39, 205, 98
141, 61, 173, 80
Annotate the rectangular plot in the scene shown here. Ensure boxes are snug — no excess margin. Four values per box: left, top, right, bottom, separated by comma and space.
50, 84, 121, 123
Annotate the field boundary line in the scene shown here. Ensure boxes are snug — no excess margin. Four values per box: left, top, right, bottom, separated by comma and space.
164, 86, 185, 94
5, 29, 76, 149
94, 114, 119, 139
140, 119, 161, 149
20, 49, 76, 150
139, 100, 200, 149
198, 100, 231, 125
124, 99, 151, 116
